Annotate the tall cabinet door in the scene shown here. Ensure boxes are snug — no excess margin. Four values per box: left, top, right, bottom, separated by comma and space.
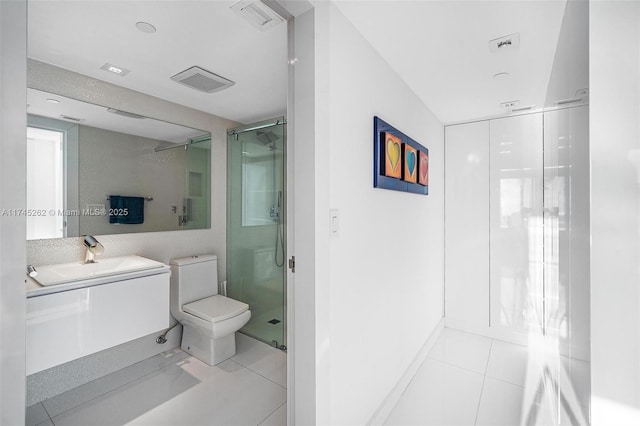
489, 114, 544, 338
444, 121, 490, 331
543, 106, 590, 360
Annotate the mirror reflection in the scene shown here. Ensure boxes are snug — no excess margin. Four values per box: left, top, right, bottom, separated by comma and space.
26, 88, 211, 240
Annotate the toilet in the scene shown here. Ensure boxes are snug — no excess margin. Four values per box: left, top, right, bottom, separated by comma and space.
170, 254, 250, 365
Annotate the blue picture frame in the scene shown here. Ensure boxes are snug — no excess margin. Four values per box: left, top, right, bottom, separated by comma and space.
373, 116, 429, 195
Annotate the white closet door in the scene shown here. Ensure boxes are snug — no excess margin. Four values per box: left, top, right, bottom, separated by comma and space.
489, 114, 544, 339
444, 121, 490, 331
544, 106, 590, 360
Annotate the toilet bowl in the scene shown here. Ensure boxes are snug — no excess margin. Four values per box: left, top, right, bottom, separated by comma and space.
170, 254, 250, 365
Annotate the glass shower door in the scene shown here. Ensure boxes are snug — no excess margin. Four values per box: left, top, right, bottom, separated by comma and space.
185, 137, 211, 230
227, 118, 286, 349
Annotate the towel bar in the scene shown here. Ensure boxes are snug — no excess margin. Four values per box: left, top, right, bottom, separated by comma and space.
106, 196, 153, 201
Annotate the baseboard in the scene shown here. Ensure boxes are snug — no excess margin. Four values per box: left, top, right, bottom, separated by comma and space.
367, 318, 445, 426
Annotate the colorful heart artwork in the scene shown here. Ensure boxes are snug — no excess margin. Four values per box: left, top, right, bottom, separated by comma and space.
418, 150, 429, 186
383, 132, 402, 179
403, 144, 417, 183
373, 116, 428, 195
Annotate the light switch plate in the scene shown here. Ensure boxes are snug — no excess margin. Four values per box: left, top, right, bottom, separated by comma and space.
330, 209, 340, 237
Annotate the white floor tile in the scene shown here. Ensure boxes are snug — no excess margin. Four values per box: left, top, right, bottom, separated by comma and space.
26, 403, 50, 426
428, 328, 493, 374
384, 358, 485, 426
485, 339, 529, 387
475, 377, 524, 426
42, 349, 188, 418
561, 355, 590, 421
51, 359, 203, 426
125, 357, 286, 426
259, 403, 287, 426
233, 333, 287, 388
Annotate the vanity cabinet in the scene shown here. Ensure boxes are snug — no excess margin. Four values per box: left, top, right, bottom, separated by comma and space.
26, 271, 170, 375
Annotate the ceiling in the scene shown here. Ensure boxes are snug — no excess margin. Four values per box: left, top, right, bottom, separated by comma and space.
28, 0, 288, 126
28, 1, 568, 127
27, 89, 206, 143
333, 0, 567, 124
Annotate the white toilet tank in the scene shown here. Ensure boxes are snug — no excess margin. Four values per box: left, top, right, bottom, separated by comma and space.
170, 255, 219, 316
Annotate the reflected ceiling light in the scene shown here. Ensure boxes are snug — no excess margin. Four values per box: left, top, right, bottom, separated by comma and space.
100, 62, 131, 76
106, 108, 147, 119
45, 98, 61, 104
136, 21, 156, 33
230, 0, 285, 31
59, 115, 84, 122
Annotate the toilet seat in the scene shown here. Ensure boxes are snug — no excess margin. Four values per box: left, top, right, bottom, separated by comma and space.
183, 295, 249, 323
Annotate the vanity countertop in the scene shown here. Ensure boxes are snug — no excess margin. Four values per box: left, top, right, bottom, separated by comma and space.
27, 255, 170, 298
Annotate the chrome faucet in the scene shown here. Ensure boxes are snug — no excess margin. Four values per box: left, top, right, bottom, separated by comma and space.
83, 235, 104, 263
26, 264, 38, 277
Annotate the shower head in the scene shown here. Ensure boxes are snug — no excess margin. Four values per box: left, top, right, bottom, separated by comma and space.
256, 130, 280, 148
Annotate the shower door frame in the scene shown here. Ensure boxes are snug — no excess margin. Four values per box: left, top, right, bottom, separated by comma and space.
227, 117, 288, 349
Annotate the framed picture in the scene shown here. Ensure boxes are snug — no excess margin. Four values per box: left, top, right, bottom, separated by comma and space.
403, 144, 417, 183
418, 150, 429, 186
373, 116, 428, 195
383, 132, 402, 179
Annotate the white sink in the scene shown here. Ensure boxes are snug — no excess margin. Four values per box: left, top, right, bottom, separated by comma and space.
32, 255, 166, 287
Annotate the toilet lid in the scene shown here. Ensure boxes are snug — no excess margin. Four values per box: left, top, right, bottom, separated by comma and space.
183, 295, 249, 323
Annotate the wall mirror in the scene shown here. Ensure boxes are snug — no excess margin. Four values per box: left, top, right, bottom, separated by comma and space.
26, 87, 211, 240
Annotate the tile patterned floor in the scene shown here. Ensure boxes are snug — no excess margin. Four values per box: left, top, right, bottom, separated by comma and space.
26, 333, 286, 426
384, 328, 590, 426
26, 327, 588, 426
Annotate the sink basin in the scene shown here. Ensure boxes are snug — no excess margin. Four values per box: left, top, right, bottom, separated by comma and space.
32, 255, 166, 287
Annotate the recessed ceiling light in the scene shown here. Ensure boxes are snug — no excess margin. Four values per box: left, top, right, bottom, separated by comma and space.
493, 72, 509, 80
45, 98, 61, 104
136, 21, 156, 33
100, 62, 131, 76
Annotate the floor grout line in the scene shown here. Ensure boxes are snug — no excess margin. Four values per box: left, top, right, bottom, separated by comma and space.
426, 355, 488, 377
473, 339, 494, 425
257, 401, 286, 426
229, 358, 287, 390
40, 402, 55, 424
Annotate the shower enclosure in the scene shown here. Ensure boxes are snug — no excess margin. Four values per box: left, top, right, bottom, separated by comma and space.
227, 118, 286, 349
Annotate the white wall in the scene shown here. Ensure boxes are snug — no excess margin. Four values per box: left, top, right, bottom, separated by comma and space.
78, 125, 187, 235
590, 1, 640, 424
325, 4, 444, 424
0, 0, 27, 423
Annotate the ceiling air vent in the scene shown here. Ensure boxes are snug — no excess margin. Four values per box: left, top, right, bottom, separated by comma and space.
170, 66, 235, 93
